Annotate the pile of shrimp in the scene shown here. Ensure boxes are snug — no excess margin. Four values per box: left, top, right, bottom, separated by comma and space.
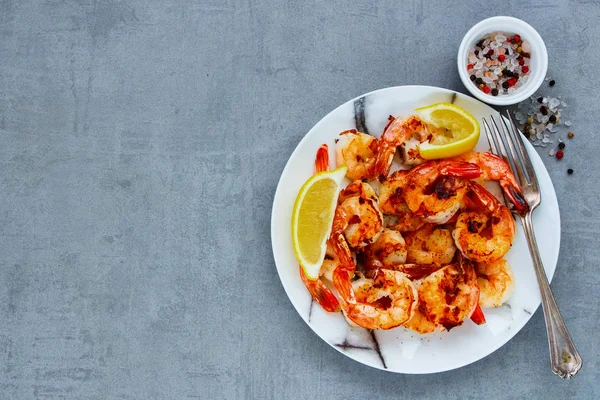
301, 115, 529, 333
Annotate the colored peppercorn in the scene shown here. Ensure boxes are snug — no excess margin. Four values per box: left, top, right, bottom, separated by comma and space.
475, 77, 483, 85
502, 81, 510, 89
568, 131, 575, 139
518, 58, 525, 66
558, 142, 565, 149
498, 54, 505, 62
467, 64, 474, 70
567, 168, 573, 175
549, 80, 555, 86
491, 88, 499, 96
507, 78, 517, 87
487, 49, 494, 56
483, 86, 491, 94
521, 52, 530, 58
522, 66, 529, 73
470, 74, 476, 81
537, 97, 543, 103
540, 106, 548, 115
513, 34, 521, 42
549, 115, 557, 123
556, 150, 564, 160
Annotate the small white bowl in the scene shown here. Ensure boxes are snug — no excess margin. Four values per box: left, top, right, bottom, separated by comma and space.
457, 16, 548, 106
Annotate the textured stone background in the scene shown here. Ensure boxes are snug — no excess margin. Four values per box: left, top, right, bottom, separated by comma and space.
0, 1, 599, 399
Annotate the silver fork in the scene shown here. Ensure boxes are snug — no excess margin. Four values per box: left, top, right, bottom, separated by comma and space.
482, 110, 582, 379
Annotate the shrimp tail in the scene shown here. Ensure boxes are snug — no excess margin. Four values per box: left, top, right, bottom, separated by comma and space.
501, 181, 529, 213
468, 181, 502, 212
314, 144, 329, 174
439, 161, 482, 179
470, 304, 486, 325
300, 265, 341, 312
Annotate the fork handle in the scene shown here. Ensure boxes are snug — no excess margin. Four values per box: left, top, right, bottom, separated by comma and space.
521, 213, 582, 379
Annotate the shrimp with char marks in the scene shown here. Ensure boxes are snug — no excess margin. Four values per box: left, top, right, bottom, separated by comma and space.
361, 228, 407, 271
416, 256, 480, 331
333, 267, 419, 330
403, 160, 482, 224
453, 182, 515, 263
404, 224, 457, 266
379, 170, 427, 232
373, 116, 430, 178
454, 151, 528, 212
476, 259, 515, 307
335, 130, 378, 181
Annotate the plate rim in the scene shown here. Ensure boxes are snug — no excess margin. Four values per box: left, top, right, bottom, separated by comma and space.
271, 85, 561, 374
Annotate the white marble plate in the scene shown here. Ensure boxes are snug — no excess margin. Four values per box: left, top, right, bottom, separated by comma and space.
271, 86, 560, 374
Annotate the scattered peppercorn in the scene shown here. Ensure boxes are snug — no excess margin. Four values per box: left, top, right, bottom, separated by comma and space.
537, 97, 543, 103
549, 115, 557, 123
540, 106, 548, 115
470, 74, 476, 81
556, 150, 564, 160
567, 168, 573, 175
568, 131, 575, 139
558, 142, 565, 149
549, 80, 555, 86
491, 88, 499, 96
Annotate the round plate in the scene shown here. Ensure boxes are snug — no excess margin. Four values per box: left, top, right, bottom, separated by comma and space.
271, 86, 560, 374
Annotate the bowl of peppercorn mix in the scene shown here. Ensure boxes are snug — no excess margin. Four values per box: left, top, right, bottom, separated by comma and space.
458, 16, 547, 106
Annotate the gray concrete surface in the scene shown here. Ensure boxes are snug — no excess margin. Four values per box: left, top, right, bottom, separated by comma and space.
0, 1, 598, 399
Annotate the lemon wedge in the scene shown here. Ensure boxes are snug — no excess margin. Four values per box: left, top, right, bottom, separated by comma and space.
292, 166, 347, 280
415, 103, 480, 159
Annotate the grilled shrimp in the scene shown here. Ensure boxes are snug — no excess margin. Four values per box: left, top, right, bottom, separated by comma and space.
455, 151, 528, 212
333, 268, 418, 330
334, 181, 384, 250
403, 307, 444, 334
373, 116, 430, 178
476, 259, 515, 307
362, 228, 407, 270
404, 224, 456, 266
416, 256, 480, 330
335, 130, 378, 180
453, 182, 516, 263
403, 160, 482, 224
379, 170, 426, 232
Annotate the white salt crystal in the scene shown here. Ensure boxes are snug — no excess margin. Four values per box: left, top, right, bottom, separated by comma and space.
536, 132, 543, 140
564, 120, 572, 127
542, 115, 549, 123
548, 148, 555, 156
495, 34, 507, 42
469, 54, 478, 63
549, 98, 560, 110
547, 124, 558, 133
522, 41, 531, 52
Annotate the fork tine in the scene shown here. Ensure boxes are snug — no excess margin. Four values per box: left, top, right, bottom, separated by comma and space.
482, 117, 503, 156
505, 110, 539, 190
492, 115, 528, 188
